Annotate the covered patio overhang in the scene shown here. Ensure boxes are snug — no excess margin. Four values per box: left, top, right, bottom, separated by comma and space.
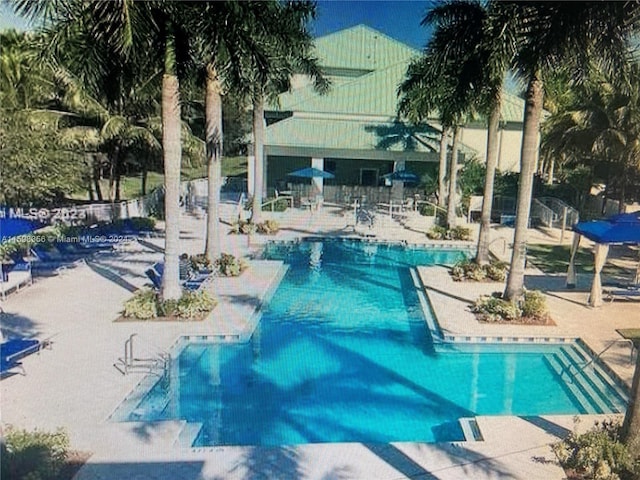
566, 212, 640, 307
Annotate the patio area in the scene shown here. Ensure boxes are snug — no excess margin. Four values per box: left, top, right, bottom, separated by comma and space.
1, 205, 638, 480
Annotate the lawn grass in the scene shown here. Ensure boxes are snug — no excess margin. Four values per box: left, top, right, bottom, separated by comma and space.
526, 243, 628, 278
73, 156, 247, 201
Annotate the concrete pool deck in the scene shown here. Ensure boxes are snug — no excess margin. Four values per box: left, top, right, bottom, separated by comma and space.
0, 206, 637, 479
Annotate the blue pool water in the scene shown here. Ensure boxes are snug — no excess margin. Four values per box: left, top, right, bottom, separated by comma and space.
120, 240, 626, 447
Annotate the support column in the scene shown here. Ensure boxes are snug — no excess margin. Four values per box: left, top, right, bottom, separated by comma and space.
311, 157, 324, 195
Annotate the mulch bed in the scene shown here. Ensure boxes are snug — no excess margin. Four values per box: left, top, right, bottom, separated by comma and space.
113, 313, 208, 322
475, 313, 556, 326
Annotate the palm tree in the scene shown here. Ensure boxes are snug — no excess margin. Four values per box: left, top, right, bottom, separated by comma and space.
245, 0, 328, 225
399, 2, 487, 229
14, 0, 192, 300
497, 1, 640, 301
422, 0, 516, 263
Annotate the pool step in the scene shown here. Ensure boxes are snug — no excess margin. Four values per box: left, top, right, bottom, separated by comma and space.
559, 345, 628, 413
544, 354, 597, 414
176, 421, 203, 447
546, 345, 628, 415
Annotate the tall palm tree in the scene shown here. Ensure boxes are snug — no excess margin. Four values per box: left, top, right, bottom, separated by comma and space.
497, 1, 640, 301
422, 0, 516, 263
399, 2, 486, 229
246, 0, 328, 225
14, 0, 192, 300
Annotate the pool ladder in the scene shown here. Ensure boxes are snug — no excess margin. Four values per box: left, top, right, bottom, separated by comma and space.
114, 333, 171, 376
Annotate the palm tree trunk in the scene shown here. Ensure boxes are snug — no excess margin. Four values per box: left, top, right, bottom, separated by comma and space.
204, 64, 223, 262
160, 30, 182, 301
251, 95, 265, 224
546, 157, 555, 185
622, 348, 640, 462
93, 156, 103, 201
504, 71, 544, 301
446, 126, 461, 229
438, 127, 450, 206
476, 97, 502, 264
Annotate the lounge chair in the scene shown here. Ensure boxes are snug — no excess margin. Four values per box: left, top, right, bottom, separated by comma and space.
0, 338, 42, 378
1, 258, 32, 299
31, 246, 84, 274
605, 284, 640, 302
145, 263, 208, 292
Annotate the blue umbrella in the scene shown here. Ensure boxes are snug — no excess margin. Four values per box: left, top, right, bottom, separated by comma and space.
383, 170, 419, 183
573, 211, 640, 244
287, 167, 335, 179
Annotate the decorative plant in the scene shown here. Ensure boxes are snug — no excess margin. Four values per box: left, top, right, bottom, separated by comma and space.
123, 288, 216, 320
229, 220, 258, 235
472, 289, 548, 323
189, 253, 212, 273
214, 253, 248, 277
174, 290, 216, 319
1, 426, 70, 480
426, 225, 472, 241
451, 259, 508, 282
123, 288, 158, 319
553, 418, 637, 480
257, 219, 280, 235
426, 225, 448, 240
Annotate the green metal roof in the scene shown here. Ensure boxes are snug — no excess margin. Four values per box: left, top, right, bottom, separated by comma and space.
278, 61, 411, 117
266, 116, 477, 157
266, 25, 528, 155
313, 24, 419, 72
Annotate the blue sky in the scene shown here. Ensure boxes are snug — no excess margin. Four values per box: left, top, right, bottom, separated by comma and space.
0, 1, 431, 50
314, 1, 431, 49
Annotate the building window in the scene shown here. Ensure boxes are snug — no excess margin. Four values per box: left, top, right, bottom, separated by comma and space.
325, 160, 337, 173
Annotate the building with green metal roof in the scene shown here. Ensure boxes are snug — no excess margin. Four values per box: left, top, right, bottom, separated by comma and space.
250, 25, 528, 198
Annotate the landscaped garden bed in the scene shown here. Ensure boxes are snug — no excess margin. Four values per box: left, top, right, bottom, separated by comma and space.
451, 258, 508, 282
472, 290, 554, 325
118, 289, 216, 322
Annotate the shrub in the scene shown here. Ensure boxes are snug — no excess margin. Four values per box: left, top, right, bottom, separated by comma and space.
174, 290, 216, 319
553, 418, 637, 480
262, 198, 289, 212
1, 426, 70, 480
257, 220, 280, 235
189, 253, 212, 273
426, 225, 472, 241
419, 203, 436, 216
521, 289, 548, 318
426, 225, 448, 240
214, 253, 248, 277
449, 226, 472, 241
473, 294, 521, 322
451, 259, 507, 282
123, 288, 158, 319
485, 261, 508, 281
124, 289, 216, 320
472, 289, 548, 322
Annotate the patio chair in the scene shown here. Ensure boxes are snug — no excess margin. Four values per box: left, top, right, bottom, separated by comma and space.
0, 338, 43, 378
145, 262, 208, 292
605, 283, 640, 302
1, 257, 32, 299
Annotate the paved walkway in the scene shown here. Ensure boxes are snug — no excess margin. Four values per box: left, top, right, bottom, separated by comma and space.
0, 203, 638, 480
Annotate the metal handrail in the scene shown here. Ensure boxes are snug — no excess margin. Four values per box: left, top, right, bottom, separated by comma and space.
115, 334, 171, 375
565, 339, 636, 380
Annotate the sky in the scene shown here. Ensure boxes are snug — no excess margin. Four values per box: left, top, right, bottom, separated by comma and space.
0, 1, 432, 50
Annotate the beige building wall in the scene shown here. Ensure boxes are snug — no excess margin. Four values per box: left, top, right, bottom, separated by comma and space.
460, 126, 525, 173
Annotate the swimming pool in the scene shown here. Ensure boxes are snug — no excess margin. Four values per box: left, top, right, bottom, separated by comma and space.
115, 240, 628, 447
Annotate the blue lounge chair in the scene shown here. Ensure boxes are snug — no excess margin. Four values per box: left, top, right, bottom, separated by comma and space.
145, 263, 208, 292
1, 338, 42, 377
